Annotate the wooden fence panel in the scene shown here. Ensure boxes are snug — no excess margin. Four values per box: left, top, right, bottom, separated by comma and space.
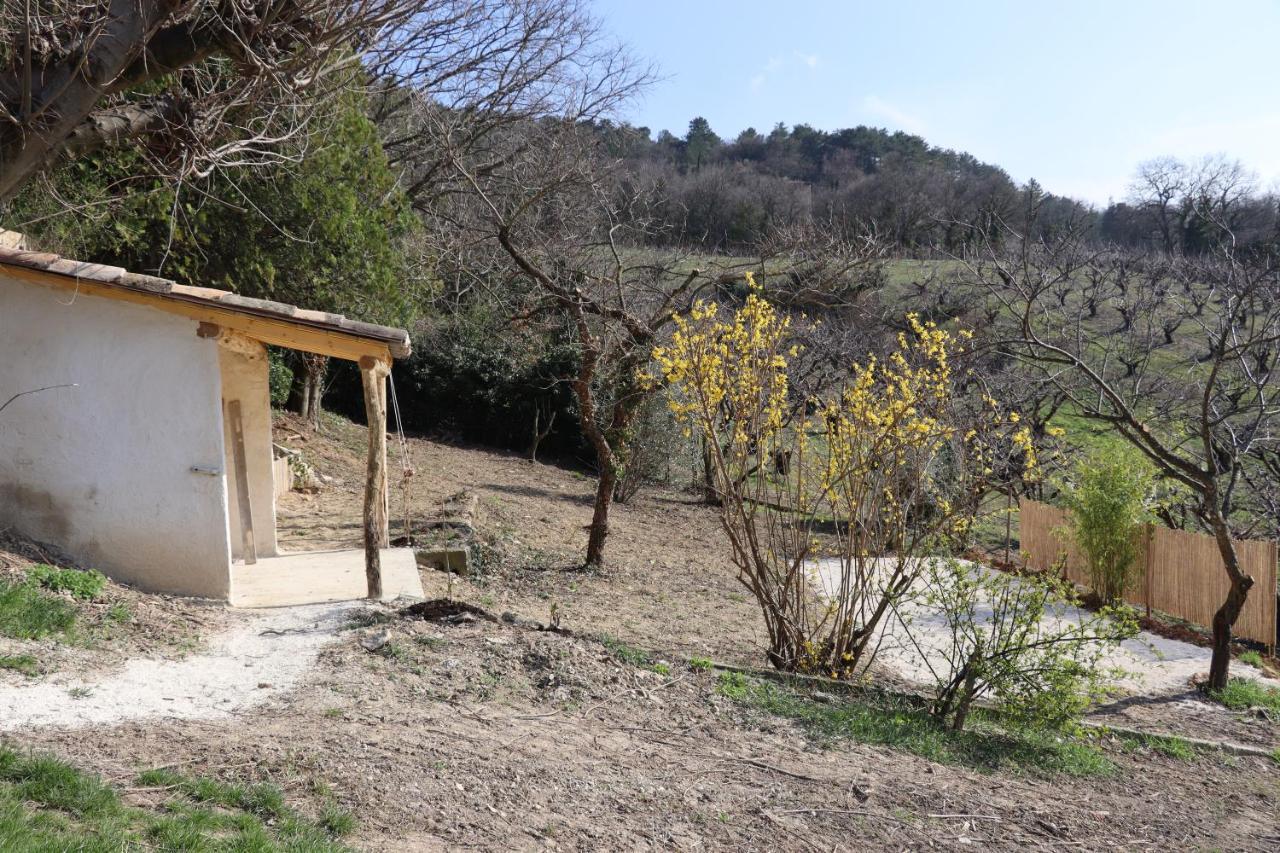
1019, 499, 1277, 646
272, 455, 294, 502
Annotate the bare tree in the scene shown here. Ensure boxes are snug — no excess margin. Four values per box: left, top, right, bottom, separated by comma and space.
967, 223, 1280, 689
0, 1, 626, 205
425, 115, 883, 566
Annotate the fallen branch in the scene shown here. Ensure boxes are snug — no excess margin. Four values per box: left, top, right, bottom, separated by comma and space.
0, 383, 78, 416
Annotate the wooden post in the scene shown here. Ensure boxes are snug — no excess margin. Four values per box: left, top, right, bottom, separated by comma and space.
361, 356, 390, 599
1143, 523, 1155, 618
226, 399, 257, 565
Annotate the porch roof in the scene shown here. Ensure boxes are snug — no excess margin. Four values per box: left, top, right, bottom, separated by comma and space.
0, 245, 411, 363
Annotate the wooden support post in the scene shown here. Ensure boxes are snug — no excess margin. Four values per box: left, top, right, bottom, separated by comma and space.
361, 356, 390, 599
1143, 522, 1154, 618
226, 399, 257, 565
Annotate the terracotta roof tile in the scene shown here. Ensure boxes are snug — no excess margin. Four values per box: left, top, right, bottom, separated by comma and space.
0, 246, 411, 358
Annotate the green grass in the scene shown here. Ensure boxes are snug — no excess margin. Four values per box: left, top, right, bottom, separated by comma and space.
1207, 677, 1280, 716
0, 655, 38, 677
599, 634, 676, 675
25, 564, 106, 600
0, 747, 354, 851
600, 634, 654, 667
1117, 732, 1198, 761
0, 578, 78, 640
1238, 650, 1266, 669
716, 672, 1114, 777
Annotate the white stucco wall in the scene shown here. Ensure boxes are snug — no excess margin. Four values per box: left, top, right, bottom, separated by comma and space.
0, 271, 233, 598
218, 336, 278, 561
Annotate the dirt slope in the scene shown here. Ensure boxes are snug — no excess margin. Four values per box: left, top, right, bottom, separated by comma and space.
9, 414, 1280, 850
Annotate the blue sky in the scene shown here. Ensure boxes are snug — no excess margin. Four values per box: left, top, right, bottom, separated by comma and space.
592, 0, 1280, 206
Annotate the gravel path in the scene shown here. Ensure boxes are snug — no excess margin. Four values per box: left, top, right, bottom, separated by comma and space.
0, 602, 355, 731
814, 559, 1278, 696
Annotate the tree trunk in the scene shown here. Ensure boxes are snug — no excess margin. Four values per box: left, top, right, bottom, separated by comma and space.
585, 455, 617, 568
296, 354, 328, 429
701, 437, 719, 504
1206, 517, 1255, 690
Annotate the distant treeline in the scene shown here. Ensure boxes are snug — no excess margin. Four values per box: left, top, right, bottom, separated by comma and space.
600, 118, 1280, 255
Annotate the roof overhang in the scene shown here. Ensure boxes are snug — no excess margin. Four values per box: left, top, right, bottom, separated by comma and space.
0, 247, 412, 364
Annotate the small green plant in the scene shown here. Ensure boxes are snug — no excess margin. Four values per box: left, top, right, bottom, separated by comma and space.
600, 634, 653, 667
323, 707, 344, 719
1207, 677, 1280, 715
689, 656, 714, 671
0, 654, 38, 676
319, 801, 356, 836
105, 602, 132, 623
916, 560, 1137, 732
651, 662, 672, 676
0, 579, 77, 639
1238, 650, 1266, 669
376, 643, 409, 661
67, 686, 92, 699
25, 564, 106, 600
1061, 448, 1154, 605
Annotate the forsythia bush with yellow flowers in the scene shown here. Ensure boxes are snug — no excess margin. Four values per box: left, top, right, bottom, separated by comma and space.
653, 275, 1036, 677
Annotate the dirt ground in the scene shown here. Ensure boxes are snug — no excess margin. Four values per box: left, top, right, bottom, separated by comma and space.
0, 529, 237, 683
8, 413, 1280, 850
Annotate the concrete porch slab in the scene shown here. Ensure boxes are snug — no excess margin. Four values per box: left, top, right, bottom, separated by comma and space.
229, 548, 423, 608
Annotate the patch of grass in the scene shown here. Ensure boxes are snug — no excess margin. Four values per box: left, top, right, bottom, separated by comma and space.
323, 707, 345, 719
689, 657, 714, 671
1118, 732, 1198, 761
376, 642, 409, 661
25, 565, 106, 600
600, 634, 654, 667
135, 767, 353, 846
600, 634, 673, 675
716, 673, 1114, 777
0, 579, 77, 640
0, 655, 37, 677
105, 603, 132, 624
0, 748, 353, 851
1207, 677, 1280, 715
1238, 650, 1266, 669
319, 802, 357, 836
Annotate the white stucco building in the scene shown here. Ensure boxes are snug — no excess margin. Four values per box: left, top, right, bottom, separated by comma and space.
0, 237, 421, 605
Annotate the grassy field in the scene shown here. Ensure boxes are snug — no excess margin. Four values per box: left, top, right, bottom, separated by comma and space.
0, 748, 353, 851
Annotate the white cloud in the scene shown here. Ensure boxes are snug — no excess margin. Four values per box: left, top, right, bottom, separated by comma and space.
748, 53, 818, 90
861, 95, 927, 135
794, 51, 820, 69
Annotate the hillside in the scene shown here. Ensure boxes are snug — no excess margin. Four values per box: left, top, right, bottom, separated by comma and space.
2, 412, 1277, 850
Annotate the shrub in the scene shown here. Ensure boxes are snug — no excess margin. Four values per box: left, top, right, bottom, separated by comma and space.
267, 348, 294, 407
26, 564, 106, 600
1061, 448, 1154, 605
916, 559, 1138, 732
655, 282, 1035, 677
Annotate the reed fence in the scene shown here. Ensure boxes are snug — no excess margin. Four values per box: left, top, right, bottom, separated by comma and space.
1019, 499, 1277, 647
